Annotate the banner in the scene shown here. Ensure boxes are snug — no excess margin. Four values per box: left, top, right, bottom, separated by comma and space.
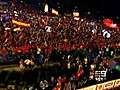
96, 83, 104, 90
84, 85, 97, 90
78, 79, 120, 90
14, 45, 36, 52
103, 80, 115, 90
12, 20, 30, 27
114, 79, 120, 88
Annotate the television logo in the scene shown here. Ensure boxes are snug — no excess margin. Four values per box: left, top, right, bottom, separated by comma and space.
95, 71, 106, 81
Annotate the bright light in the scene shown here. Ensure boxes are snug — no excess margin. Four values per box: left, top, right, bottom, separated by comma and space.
111, 24, 117, 27
91, 65, 95, 69
88, 12, 90, 14
44, 4, 48, 12
15, 14, 18, 17
14, 11, 17, 14
21, 1, 23, 3
81, 19, 83, 22
73, 12, 79, 17
52, 9, 59, 15
75, 6, 77, 9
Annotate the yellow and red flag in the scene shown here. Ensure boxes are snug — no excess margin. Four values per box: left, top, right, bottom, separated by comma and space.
12, 20, 31, 27
52, 9, 59, 15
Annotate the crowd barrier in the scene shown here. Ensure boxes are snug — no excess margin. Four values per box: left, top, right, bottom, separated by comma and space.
77, 79, 120, 90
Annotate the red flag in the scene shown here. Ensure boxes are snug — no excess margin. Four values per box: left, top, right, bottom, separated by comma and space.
75, 69, 84, 80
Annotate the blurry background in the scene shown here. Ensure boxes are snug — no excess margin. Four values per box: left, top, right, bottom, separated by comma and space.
15, 0, 120, 22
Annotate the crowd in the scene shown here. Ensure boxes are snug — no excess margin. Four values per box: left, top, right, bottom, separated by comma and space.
0, 1, 120, 90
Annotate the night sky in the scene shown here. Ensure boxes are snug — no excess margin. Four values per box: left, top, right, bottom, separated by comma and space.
17, 0, 120, 18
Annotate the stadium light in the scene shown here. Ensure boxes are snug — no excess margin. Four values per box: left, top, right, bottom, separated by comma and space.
21, 0, 23, 3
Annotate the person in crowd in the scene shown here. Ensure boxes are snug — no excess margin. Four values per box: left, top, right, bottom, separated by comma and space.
19, 58, 25, 69
30, 58, 35, 68
24, 58, 31, 68
37, 52, 44, 68
0, 1, 120, 90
